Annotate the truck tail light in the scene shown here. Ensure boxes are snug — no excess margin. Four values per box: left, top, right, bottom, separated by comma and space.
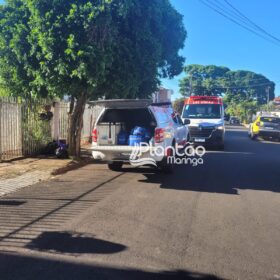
166, 147, 174, 157
92, 128, 98, 143
155, 128, 165, 143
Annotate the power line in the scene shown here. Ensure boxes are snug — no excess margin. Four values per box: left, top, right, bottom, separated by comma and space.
211, 82, 274, 90
209, 0, 280, 45
199, 0, 279, 46
175, 76, 279, 84
222, 0, 280, 44
201, 0, 280, 46
188, 78, 278, 89
198, 0, 280, 47
207, 0, 258, 29
210, 0, 280, 46
206, 81, 275, 90
189, 75, 278, 84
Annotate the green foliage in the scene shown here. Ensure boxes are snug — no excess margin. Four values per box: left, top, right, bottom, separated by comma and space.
0, 0, 186, 100
0, 87, 9, 97
225, 99, 258, 123
173, 97, 185, 114
224, 70, 275, 105
258, 102, 278, 112
179, 64, 275, 106
0, 0, 117, 99
22, 110, 52, 151
0, 75, 11, 96
179, 65, 230, 96
93, 0, 187, 99
0, 0, 187, 156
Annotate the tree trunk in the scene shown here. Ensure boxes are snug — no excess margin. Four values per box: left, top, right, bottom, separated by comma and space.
67, 92, 87, 158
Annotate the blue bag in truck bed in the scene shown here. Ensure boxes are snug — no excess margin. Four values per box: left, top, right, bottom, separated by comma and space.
144, 130, 152, 142
128, 135, 145, 146
131, 126, 146, 136
117, 130, 128, 145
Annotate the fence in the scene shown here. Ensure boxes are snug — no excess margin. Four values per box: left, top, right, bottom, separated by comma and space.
0, 98, 104, 161
82, 104, 104, 144
0, 97, 52, 161
0, 98, 22, 160
52, 102, 104, 144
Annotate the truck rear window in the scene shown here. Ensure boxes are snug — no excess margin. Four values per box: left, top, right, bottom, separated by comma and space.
151, 107, 171, 124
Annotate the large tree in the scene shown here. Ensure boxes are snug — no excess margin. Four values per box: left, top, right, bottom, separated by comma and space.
172, 97, 185, 114
179, 64, 230, 96
223, 70, 275, 105
179, 64, 275, 105
94, 0, 187, 99
0, 0, 186, 156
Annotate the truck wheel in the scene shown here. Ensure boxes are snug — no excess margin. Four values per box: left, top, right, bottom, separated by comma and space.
108, 162, 123, 171
158, 158, 174, 174
158, 141, 177, 174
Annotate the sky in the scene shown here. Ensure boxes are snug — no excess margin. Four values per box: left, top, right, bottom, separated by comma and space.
0, 0, 279, 100
162, 0, 280, 99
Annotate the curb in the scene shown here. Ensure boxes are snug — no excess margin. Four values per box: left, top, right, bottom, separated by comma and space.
0, 170, 51, 197
0, 157, 93, 198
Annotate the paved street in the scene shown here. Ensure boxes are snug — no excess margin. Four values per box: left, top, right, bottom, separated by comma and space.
0, 126, 279, 280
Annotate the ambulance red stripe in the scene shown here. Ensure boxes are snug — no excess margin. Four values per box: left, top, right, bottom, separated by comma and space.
185, 96, 223, 105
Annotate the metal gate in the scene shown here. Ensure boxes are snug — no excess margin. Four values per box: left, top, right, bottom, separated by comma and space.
0, 97, 22, 160
0, 97, 52, 161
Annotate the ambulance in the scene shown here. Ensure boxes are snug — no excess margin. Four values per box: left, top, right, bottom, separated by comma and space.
181, 96, 225, 150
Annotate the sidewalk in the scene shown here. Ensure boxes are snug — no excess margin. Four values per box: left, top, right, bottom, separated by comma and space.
0, 146, 93, 197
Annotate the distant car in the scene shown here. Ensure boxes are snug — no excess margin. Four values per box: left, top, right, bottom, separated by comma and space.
229, 116, 240, 125
249, 115, 280, 141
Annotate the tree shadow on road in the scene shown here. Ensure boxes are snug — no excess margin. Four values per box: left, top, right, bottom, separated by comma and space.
0, 200, 26, 206
136, 128, 280, 195
26, 231, 126, 255
138, 151, 280, 195
0, 251, 225, 280
106, 129, 280, 196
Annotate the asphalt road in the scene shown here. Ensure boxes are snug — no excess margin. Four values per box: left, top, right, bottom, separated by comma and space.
0, 126, 279, 280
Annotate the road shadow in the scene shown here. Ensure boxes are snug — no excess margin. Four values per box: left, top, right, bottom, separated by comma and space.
0, 172, 124, 250
51, 158, 95, 176
139, 129, 280, 195
121, 166, 160, 174
26, 231, 126, 254
0, 200, 26, 206
0, 251, 225, 280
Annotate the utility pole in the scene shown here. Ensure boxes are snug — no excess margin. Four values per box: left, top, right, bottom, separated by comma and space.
266, 86, 271, 112
189, 74, 193, 96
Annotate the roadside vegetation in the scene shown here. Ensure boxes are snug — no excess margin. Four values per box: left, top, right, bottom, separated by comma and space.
0, 0, 186, 157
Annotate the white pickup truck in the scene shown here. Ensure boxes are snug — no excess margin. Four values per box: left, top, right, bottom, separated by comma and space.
91, 99, 189, 173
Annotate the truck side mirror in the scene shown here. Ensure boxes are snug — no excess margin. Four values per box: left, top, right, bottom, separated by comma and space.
184, 119, 191, 125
